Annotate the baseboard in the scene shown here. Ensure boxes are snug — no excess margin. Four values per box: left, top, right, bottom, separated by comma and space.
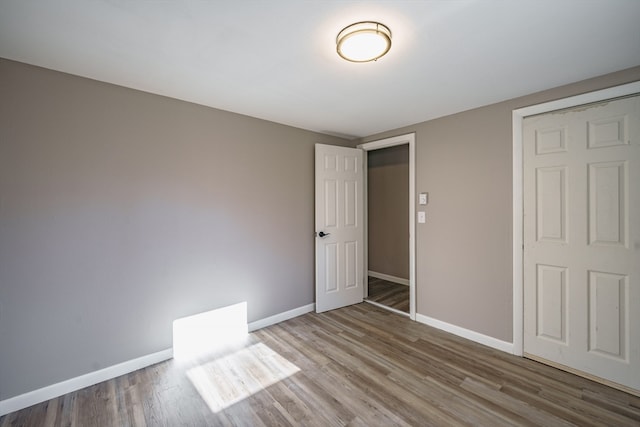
0, 347, 173, 417
415, 313, 514, 354
368, 270, 410, 286
0, 302, 316, 417
248, 303, 315, 332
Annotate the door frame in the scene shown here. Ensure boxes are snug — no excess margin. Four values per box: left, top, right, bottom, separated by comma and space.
512, 81, 640, 356
358, 133, 416, 320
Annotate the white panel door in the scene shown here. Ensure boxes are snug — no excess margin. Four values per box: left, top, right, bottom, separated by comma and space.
315, 144, 364, 313
523, 95, 640, 392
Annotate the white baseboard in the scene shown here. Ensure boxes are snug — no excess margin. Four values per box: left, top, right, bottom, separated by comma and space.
248, 303, 315, 332
415, 313, 514, 354
368, 270, 410, 286
0, 302, 316, 417
0, 348, 173, 417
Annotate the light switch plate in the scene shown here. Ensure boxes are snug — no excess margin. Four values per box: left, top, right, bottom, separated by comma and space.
419, 192, 428, 205
418, 211, 426, 223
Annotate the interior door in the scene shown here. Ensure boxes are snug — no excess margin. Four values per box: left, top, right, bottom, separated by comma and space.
315, 144, 364, 313
523, 95, 640, 392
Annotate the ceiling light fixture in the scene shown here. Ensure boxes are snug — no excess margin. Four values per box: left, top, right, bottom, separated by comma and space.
336, 21, 392, 63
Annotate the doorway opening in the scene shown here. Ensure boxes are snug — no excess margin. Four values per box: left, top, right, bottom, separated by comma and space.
359, 134, 416, 320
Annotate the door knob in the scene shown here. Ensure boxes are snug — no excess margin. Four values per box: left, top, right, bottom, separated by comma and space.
318, 231, 330, 238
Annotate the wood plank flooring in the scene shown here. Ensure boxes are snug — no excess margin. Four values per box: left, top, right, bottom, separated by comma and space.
2, 303, 639, 426
366, 276, 410, 313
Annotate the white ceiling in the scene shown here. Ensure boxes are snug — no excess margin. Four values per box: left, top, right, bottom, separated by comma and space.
1, 1, 639, 139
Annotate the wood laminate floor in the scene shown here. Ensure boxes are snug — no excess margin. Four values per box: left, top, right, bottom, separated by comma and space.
2, 303, 639, 426
366, 276, 410, 313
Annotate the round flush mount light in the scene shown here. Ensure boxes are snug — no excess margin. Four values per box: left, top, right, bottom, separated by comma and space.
336, 21, 392, 63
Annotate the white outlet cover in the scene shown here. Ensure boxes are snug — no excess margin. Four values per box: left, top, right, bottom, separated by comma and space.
418, 211, 426, 223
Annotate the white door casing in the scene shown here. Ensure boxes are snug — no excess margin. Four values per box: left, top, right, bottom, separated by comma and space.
315, 144, 364, 313
359, 133, 417, 320
523, 95, 640, 392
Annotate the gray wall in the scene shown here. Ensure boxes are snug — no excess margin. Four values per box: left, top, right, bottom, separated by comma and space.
367, 145, 409, 280
0, 59, 350, 400
362, 66, 640, 343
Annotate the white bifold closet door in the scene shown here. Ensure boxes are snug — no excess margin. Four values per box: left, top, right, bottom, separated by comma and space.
523, 95, 640, 392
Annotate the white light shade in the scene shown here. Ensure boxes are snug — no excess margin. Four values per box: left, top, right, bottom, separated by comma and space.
336, 21, 392, 63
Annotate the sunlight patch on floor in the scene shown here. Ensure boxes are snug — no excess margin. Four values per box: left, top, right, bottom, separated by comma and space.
187, 342, 300, 413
